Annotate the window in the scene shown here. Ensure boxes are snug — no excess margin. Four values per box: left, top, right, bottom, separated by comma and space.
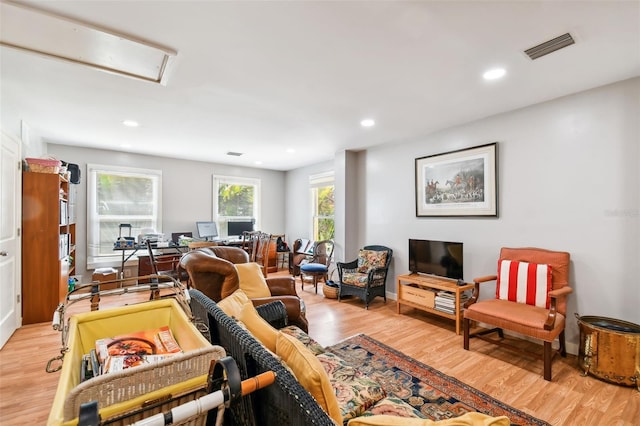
87, 164, 162, 267
310, 172, 334, 241
213, 175, 261, 236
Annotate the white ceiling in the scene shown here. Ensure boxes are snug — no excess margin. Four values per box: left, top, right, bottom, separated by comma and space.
1, 0, 639, 171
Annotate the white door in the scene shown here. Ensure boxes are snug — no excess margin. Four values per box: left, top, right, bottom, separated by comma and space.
0, 131, 21, 349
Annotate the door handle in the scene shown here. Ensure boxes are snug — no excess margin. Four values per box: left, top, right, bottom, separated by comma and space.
0, 251, 7, 256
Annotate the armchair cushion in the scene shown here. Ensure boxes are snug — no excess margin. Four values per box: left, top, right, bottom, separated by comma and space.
496, 260, 551, 309
342, 272, 370, 287
236, 262, 271, 298
466, 299, 566, 339
276, 332, 342, 424
317, 352, 386, 421
280, 325, 326, 355
357, 249, 388, 273
300, 262, 329, 273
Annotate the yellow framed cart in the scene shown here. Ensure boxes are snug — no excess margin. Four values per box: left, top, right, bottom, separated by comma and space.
47, 275, 226, 426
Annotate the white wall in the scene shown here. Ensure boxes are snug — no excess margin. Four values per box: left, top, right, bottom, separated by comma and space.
47, 145, 287, 279
284, 78, 639, 354
358, 77, 639, 352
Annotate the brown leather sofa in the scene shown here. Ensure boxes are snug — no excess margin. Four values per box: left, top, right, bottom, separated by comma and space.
180, 246, 308, 332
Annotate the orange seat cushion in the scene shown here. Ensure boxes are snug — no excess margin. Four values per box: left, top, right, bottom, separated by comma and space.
464, 299, 565, 341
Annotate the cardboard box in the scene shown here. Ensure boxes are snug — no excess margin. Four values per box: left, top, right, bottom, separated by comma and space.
92, 268, 118, 290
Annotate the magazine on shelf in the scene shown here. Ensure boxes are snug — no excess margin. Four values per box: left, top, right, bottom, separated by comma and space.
94, 325, 182, 374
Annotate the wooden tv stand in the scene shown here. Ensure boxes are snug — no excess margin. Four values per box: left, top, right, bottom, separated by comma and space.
396, 273, 474, 335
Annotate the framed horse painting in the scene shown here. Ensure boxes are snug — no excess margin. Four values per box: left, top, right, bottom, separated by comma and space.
415, 143, 498, 217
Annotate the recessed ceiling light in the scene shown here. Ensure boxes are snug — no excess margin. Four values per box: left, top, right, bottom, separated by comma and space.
122, 120, 139, 127
254, 161, 263, 165
120, 143, 131, 148
360, 119, 375, 128
483, 68, 506, 80
286, 148, 295, 153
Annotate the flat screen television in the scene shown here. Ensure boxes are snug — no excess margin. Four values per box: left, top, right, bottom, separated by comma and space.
196, 221, 218, 240
408, 239, 463, 280
227, 220, 254, 237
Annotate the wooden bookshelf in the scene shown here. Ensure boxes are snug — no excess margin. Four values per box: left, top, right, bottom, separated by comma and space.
22, 171, 76, 324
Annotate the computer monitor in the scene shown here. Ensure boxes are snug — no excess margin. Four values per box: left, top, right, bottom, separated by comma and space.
196, 222, 218, 241
227, 220, 254, 237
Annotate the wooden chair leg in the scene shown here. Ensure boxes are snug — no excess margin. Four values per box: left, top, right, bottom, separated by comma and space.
559, 330, 567, 357
463, 318, 470, 350
544, 341, 552, 381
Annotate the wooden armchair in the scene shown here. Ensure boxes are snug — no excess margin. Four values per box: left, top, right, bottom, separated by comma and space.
252, 232, 272, 277
337, 245, 393, 309
145, 239, 182, 279
300, 240, 334, 293
463, 247, 572, 381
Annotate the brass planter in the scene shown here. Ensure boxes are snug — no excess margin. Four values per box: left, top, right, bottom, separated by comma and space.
576, 314, 640, 390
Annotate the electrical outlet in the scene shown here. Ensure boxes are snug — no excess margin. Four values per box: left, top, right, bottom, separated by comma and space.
123, 268, 132, 278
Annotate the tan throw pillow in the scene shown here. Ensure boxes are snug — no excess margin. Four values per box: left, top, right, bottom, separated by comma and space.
217, 289, 279, 352
217, 288, 250, 318
346, 412, 511, 426
276, 332, 342, 424
235, 262, 271, 298
237, 297, 279, 352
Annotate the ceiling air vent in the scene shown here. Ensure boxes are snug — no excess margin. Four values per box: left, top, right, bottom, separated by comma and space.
524, 33, 575, 60
226, 151, 243, 156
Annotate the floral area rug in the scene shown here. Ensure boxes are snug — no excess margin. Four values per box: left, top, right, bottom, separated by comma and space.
326, 334, 549, 426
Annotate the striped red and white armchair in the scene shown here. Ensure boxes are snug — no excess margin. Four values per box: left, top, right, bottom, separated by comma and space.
463, 247, 572, 381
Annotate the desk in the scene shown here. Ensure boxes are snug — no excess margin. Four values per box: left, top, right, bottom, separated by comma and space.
113, 243, 187, 274
136, 254, 183, 280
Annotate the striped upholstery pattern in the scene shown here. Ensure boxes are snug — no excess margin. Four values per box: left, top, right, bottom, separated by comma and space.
496, 260, 552, 308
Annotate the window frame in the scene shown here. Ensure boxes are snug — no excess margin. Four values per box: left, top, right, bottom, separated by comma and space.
212, 175, 261, 236
86, 163, 162, 268
309, 171, 335, 241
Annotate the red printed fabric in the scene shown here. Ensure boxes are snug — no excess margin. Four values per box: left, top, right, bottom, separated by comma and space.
496, 260, 552, 308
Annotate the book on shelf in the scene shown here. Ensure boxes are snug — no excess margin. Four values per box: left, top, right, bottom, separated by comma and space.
90, 325, 182, 375
435, 291, 469, 303
433, 290, 470, 315
434, 304, 455, 312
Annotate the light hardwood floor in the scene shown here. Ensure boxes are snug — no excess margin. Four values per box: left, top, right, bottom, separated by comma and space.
1, 274, 638, 425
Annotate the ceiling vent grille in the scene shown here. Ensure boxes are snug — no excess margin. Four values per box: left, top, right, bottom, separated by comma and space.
524, 33, 575, 60
226, 151, 243, 156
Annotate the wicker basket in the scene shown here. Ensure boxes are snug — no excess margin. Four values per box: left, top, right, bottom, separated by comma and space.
323, 281, 339, 299
49, 298, 221, 426
26, 157, 61, 174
